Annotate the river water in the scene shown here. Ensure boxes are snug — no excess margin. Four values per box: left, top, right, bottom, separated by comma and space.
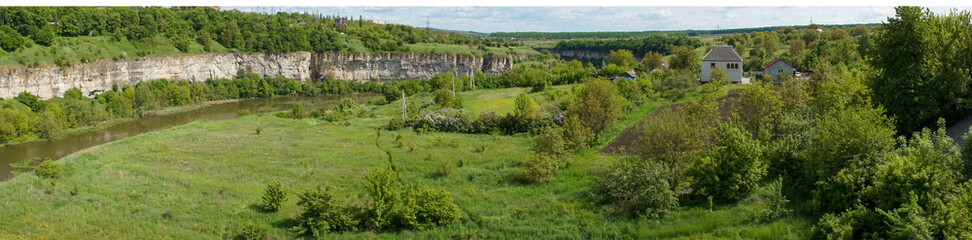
0, 93, 378, 180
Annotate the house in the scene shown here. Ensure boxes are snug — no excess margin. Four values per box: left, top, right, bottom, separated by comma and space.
762, 58, 797, 81
610, 70, 638, 82
336, 18, 349, 32
701, 45, 743, 83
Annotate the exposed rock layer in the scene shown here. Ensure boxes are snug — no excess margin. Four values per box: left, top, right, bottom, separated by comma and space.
0, 52, 514, 99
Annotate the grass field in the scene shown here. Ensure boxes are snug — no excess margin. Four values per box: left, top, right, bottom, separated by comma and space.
0, 84, 809, 239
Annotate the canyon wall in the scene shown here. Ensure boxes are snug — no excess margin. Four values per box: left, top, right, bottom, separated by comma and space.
0, 52, 515, 99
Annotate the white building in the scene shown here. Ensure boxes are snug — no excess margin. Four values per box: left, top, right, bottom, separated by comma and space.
762, 58, 797, 81
700, 45, 743, 83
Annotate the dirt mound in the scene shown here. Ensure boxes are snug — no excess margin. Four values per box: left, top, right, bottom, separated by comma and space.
600, 92, 740, 156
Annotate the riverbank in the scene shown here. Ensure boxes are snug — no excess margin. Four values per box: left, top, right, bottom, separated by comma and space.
0, 99, 244, 148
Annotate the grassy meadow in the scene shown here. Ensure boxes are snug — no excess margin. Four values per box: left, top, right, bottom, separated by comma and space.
0, 84, 810, 239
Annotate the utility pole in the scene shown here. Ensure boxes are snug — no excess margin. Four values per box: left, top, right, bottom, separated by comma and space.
452, 76, 456, 97
402, 89, 406, 120
470, 71, 475, 91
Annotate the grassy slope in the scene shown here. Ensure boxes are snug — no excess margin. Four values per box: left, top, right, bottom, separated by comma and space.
0, 36, 229, 67
0, 84, 809, 239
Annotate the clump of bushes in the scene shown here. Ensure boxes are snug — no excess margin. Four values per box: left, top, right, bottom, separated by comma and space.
35, 158, 64, 187
686, 122, 766, 203
519, 154, 560, 184
292, 185, 358, 237
591, 159, 677, 218
290, 167, 461, 236
433, 89, 463, 109
260, 180, 287, 212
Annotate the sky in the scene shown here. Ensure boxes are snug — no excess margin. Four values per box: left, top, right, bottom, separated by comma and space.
222, 6, 972, 33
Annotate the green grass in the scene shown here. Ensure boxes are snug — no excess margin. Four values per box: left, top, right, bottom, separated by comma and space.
0, 84, 809, 239
0, 35, 231, 67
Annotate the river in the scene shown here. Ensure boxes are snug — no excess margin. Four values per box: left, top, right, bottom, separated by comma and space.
0, 93, 378, 180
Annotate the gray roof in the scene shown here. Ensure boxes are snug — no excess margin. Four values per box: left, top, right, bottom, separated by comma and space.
701, 45, 743, 62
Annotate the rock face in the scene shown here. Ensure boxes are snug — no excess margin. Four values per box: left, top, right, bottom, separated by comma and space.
0, 52, 514, 99
311, 53, 513, 81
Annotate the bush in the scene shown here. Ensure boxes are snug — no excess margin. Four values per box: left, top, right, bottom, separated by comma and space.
35, 158, 63, 180
433, 89, 463, 109
532, 126, 567, 156
514, 93, 538, 123
363, 167, 400, 230
261, 180, 287, 212
592, 159, 677, 218
395, 184, 463, 230
237, 109, 252, 117
562, 116, 593, 151
292, 185, 357, 236
519, 153, 560, 184
238, 223, 266, 240
686, 122, 766, 203
742, 178, 791, 222
292, 104, 307, 119
435, 156, 455, 177
568, 78, 624, 135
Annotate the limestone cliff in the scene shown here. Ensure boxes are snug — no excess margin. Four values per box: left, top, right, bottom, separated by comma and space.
0, 52, 514, 99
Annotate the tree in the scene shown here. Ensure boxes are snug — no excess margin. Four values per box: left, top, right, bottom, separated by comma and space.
293, 185, 357, 236
868, 6, 972, 134
0, 25, 26, 52
568, 78, 624, 135
605, 49, 637, 68
641, 51, 664, 72
514, 93, 538, 123
31, 25, 56, 46
637, 96, 720, 189
669, 45, 700, 73
687, 122, 766, 203
709, 66, 728, 83
789, 38, 806, 58
849, 25, 869, 36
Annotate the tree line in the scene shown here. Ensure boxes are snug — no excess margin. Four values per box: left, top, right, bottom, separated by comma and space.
552, 35, 702, 56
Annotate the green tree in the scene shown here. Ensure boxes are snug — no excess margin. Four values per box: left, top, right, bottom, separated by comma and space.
669, 45, 700, 73
568, 78, 624, 135
869, 6, 972, 134
605, 49, 637, 68
293, 185, 357, 236
0, 25, 26, 52
641, 51, 664, 72
31, 25, 56, 46
687, 122, 766, 203
513, 93, 538, 123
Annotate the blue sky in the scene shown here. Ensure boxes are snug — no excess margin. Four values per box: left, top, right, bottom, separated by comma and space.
224, 6, 971, 33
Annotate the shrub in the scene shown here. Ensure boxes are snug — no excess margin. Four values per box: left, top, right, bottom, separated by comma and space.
292, 185, 357, 236
519, 154, 559, 184
363, 167, 400, 230
513, 93, 538, 123
261, 180, 287, 212
395, 184, 462, 230
532, 126, 566, 156
742, 177, 791, 222
568, 78, 624, 135
562, 116, 593, 151
435, 156, 455, 177
238, 223, 266, 240
592, 159, 677, 218
290, 104, 307, 119
237, 109, 252, 116
255, 127, 263, 135
35, 158, 63, 180
433, 89, 463, 109
687, 122, 766, 203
